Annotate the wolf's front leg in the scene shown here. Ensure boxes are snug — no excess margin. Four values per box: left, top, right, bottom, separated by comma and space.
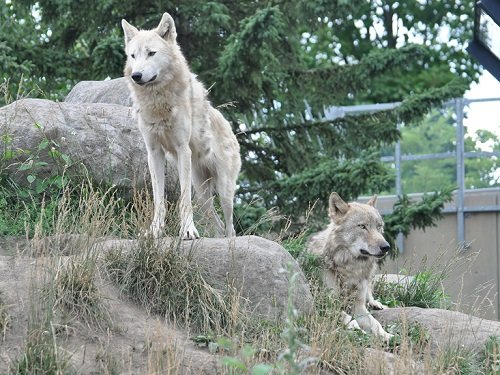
143, 133, 166, 237
176, 144, 199, 240
354, 281, 393, 341
367, 287, 387, 310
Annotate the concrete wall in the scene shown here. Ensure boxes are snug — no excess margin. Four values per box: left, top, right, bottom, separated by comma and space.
373, 188, 500, 320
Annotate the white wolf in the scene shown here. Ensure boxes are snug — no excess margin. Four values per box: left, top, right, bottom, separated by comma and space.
308, 192, 394, 341
121, 13, 241, 239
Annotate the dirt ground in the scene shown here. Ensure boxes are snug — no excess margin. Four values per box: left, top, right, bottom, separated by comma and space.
0, 236, 220, 375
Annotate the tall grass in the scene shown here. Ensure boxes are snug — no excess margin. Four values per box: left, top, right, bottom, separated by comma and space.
1, 161, 497, 374
103, 236, 243, 335
11, 258, 73, 375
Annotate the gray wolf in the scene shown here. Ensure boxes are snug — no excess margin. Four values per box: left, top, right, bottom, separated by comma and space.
308, 192, 393, 340
121, 13, 241, 239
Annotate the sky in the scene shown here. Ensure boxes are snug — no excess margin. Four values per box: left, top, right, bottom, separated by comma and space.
463, 71, 500, 142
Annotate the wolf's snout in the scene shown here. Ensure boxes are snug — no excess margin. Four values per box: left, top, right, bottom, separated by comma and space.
380, 245, 390, 254
131, 72, 143, 82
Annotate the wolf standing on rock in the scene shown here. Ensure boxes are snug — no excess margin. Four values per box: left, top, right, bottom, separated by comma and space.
121, 13, 241, 239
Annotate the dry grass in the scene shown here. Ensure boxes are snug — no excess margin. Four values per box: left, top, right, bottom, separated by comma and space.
103, 236, 243, 335
52, 253, 112, 330
1, 177, 498, 374
0, 292, 9, 341
10, 258, 74, 375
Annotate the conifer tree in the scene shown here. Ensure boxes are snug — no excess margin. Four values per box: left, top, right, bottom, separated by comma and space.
4, 0, 478, 248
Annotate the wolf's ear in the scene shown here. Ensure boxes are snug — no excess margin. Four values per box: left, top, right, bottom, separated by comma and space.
367, 195, 377, 207
156, 12, 177, 41
328, 192, 349, 220
122, 19, 139, 44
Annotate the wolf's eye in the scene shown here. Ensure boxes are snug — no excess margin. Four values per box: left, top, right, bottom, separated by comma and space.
358, 224, 367, 230
131, 54, 135, 59
148, 51, 156, 57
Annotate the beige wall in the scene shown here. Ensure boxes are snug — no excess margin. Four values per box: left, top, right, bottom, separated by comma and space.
372, 189, 500, 320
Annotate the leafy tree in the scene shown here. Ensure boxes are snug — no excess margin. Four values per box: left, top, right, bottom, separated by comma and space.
383, 109, 499, 193
3, 0, 479, 243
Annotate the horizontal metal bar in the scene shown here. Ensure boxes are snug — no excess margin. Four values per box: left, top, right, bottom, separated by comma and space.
379, 205, 500, 216
443, 205, 500, 213
381, 151, 500, 162
464, 97, 500, 104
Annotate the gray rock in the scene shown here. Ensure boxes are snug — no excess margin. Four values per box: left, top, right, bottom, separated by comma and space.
65, 77, 133, 106
0, 98, 177, 191
97, 235, 314, 322
373, 307, 500, 353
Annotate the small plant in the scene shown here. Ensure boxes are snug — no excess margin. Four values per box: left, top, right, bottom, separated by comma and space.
0, 128, 74, 237
281, 229, 323, 282
11, 259, 73, 375
374, 256, 452, 309
435, 345, 484, 375
219, 263, 316, 375
95, 342, 121, 375
0, 291, 9, 339
53, 253, 111, 329
484, 336, 500, 375
12, 324, 73, 375
385, 320, 430, 354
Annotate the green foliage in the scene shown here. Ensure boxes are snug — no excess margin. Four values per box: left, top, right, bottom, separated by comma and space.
3, 1, 482, 243
0, 130, 73, 236
374, 254, 454, 309
388, 109, 500, 193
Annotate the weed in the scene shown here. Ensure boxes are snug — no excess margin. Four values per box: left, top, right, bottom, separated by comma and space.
0, 291, 9, 340
435, 345, 484, 375
281, 229, 323, 282
11, 259, 73, 375
95, 341, 121, 375
12, 324, 73, 375
52, 253, 111, 330
484, 336, 500, 375
218, 263, 316, 375
374, 256, 452, 309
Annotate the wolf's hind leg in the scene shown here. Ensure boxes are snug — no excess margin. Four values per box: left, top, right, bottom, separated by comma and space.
193, 169, 225, 236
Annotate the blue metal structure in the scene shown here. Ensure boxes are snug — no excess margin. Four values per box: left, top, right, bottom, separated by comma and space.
468, 0, 500, 82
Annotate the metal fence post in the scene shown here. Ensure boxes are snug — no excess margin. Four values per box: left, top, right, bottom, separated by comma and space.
395, 122, 404, 253
455, 98, 466, 249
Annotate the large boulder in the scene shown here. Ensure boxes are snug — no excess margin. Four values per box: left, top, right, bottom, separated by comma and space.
65, 77, 132, 107
97, 235, 314, 321
0, 98, 177, 191
373, 307, 500, 353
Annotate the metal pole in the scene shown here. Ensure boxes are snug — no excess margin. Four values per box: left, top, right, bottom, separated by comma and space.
455, 98, 466, 249
395, 122, 404, 253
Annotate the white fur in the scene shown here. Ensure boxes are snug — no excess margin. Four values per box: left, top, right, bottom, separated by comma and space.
122, 13, 241, 239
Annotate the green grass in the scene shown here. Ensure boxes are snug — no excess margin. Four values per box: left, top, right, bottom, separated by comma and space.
374, 257, 452, 309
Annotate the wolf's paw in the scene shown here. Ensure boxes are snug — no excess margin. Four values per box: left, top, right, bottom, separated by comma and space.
346, 320, 366, 333
181, 222, 200, 240
225, 226, 236, 238
368, 299, 387, 310
380, 331, 394, 342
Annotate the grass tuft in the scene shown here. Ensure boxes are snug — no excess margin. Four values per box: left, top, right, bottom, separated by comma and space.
52, 253, 111, 330
103, 236, 242, 335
